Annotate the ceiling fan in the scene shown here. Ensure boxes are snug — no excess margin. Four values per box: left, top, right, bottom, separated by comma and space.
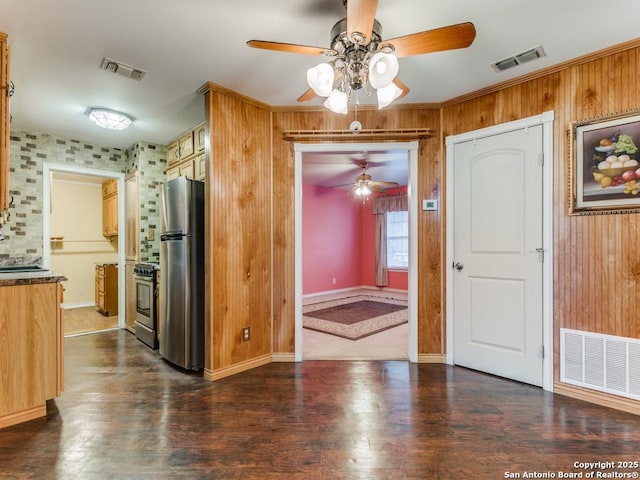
247, 0, 476, 113
335, 162, 399, 197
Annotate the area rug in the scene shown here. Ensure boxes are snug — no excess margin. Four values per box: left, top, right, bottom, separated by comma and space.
303, 294, 408, 340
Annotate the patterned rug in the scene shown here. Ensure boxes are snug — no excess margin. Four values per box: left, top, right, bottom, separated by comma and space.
303, 294, 408, 340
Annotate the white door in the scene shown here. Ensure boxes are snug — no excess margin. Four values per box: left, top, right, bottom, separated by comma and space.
453, 126, 543, 386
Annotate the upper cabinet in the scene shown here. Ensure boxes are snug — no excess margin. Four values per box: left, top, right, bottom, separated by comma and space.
0, 32, 10, 215
102, 179, 118, 238
166, 123, 205, 181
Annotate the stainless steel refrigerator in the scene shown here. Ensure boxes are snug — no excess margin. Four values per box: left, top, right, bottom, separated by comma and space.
159, 176, 205, 370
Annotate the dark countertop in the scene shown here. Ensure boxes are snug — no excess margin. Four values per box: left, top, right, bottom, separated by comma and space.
0, 270, 67, 286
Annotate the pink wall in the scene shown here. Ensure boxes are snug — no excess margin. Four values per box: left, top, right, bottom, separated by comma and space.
303, 183, 408, 294
302, 184, 362, 294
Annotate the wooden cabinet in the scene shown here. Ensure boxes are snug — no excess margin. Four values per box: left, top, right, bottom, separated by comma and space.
0, 279, 64, 429
178, 131, 194, 160
165, 123, 206, 181
195, 123, 205, 152
102, 179, 118, 237
0, 32, 10, 214
95, 263, 118, 316
125, 260, 136, 333
167, 140, 180, 166
194, 153, 206, 181
125, 172, 140, 260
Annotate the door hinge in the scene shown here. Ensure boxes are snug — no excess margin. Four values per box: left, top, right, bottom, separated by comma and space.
540, 345, 545, 359
538, 153, 544, 166
536, 247, 544, 263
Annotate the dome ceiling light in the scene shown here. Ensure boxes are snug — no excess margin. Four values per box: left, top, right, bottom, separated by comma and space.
87, 107, 134, 130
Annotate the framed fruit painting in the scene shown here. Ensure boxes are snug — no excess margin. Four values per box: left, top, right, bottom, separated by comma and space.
569, 110, 640, 214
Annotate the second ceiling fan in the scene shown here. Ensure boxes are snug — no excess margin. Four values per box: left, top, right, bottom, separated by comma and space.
247, 0, 476, 113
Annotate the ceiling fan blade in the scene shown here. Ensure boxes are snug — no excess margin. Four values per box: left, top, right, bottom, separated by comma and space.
373, 181, 399, 187
392, 78, 410, 99
347, 0, 378, 44
384, 22, 476, 58
247, 40, 330, 56
297, 88, 317, 102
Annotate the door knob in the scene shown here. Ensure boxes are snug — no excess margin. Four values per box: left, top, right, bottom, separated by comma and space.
454, 262, 464, 271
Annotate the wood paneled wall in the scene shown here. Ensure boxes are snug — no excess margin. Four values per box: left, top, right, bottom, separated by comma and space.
200, 38, 640, 411
271, 108, 443, 355
201, 84, 273, 378
441, 43, 640, 394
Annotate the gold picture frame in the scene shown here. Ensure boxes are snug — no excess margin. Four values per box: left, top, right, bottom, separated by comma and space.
569, 110, 640, 215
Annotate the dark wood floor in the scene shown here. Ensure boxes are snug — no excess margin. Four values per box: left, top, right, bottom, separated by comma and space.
1, 330, 640, 479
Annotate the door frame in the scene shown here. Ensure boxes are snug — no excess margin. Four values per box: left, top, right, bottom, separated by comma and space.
294, 141, 419, 362
445, 111, 555, 391
42, 163, 126, 329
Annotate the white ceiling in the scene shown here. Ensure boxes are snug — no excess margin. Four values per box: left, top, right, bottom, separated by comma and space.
2, 0, 640, 185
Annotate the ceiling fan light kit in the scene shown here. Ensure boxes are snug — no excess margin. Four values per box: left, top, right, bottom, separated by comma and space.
247, 0, 476, 115
307, 62, 335, 96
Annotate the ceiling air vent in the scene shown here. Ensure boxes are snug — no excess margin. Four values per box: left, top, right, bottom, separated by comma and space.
99, 57, 146, 81
491, 45, 546, 72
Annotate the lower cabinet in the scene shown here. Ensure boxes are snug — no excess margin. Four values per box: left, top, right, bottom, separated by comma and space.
95, 263, 118, 316
0, 280, 64, 429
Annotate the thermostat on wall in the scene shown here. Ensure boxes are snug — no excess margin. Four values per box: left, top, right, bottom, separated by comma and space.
422, 199, 438, 211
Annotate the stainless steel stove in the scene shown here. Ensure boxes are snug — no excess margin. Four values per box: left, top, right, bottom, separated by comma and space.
133, 262, 159, 349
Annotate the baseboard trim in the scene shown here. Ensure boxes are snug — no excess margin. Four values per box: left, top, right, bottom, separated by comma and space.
272, 353, 296, 362
0, 404, 46, 430
417, 354, 446, 363
204, 353, 272, 381
554, 382, 640, 416
62, 302, 95, 309
303, 286, 408, 299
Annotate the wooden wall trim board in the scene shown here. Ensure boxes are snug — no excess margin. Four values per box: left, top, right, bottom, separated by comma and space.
271, 353, 295, 362
554, 383, 640, 416
417, 354, 446, 363
199, 81, 270, 111
204, 353, 272, 381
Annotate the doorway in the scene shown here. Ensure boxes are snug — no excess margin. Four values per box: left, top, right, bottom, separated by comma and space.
42, 164, 126, 333
445, 112, 554, 391
294, 141, 419, 362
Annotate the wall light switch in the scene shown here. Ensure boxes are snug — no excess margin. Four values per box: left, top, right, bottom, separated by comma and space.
422, 199, 438, 211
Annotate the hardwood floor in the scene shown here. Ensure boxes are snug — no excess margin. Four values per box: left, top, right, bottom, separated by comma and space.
1, 330, 640, 479
64, 306, 118, 337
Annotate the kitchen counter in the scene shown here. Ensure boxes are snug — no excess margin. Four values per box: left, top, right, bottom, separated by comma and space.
0, 270, 67, 286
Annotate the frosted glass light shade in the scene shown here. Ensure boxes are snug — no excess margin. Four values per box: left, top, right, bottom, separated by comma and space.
376, 82, 403, 109
88, 108, 134, 130
324, 89, 348, 114
355, 182, 372, 196
368, 52, 399, 89
306, 63, 334, 97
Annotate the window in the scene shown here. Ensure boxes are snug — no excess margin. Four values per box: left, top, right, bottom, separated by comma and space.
386, 210, 408, 269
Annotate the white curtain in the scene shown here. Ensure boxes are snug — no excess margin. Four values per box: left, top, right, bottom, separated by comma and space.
373, 194, 408, 287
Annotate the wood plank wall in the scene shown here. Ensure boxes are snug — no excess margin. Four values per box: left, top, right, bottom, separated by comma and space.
441, 43, 640, 403
201, 39, 640, 410
201, 84, 273, 378
271, 108, 443, 355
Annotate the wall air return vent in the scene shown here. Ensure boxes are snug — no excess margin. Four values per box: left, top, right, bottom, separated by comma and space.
99, 57, 146, 81
561, 328, 640, 401
491, 45, 546, 72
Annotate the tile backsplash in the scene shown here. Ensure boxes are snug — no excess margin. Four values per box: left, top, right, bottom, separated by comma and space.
0, 130, 166, 263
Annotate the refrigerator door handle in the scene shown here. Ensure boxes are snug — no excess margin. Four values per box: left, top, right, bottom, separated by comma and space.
160, 233, 187, 241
